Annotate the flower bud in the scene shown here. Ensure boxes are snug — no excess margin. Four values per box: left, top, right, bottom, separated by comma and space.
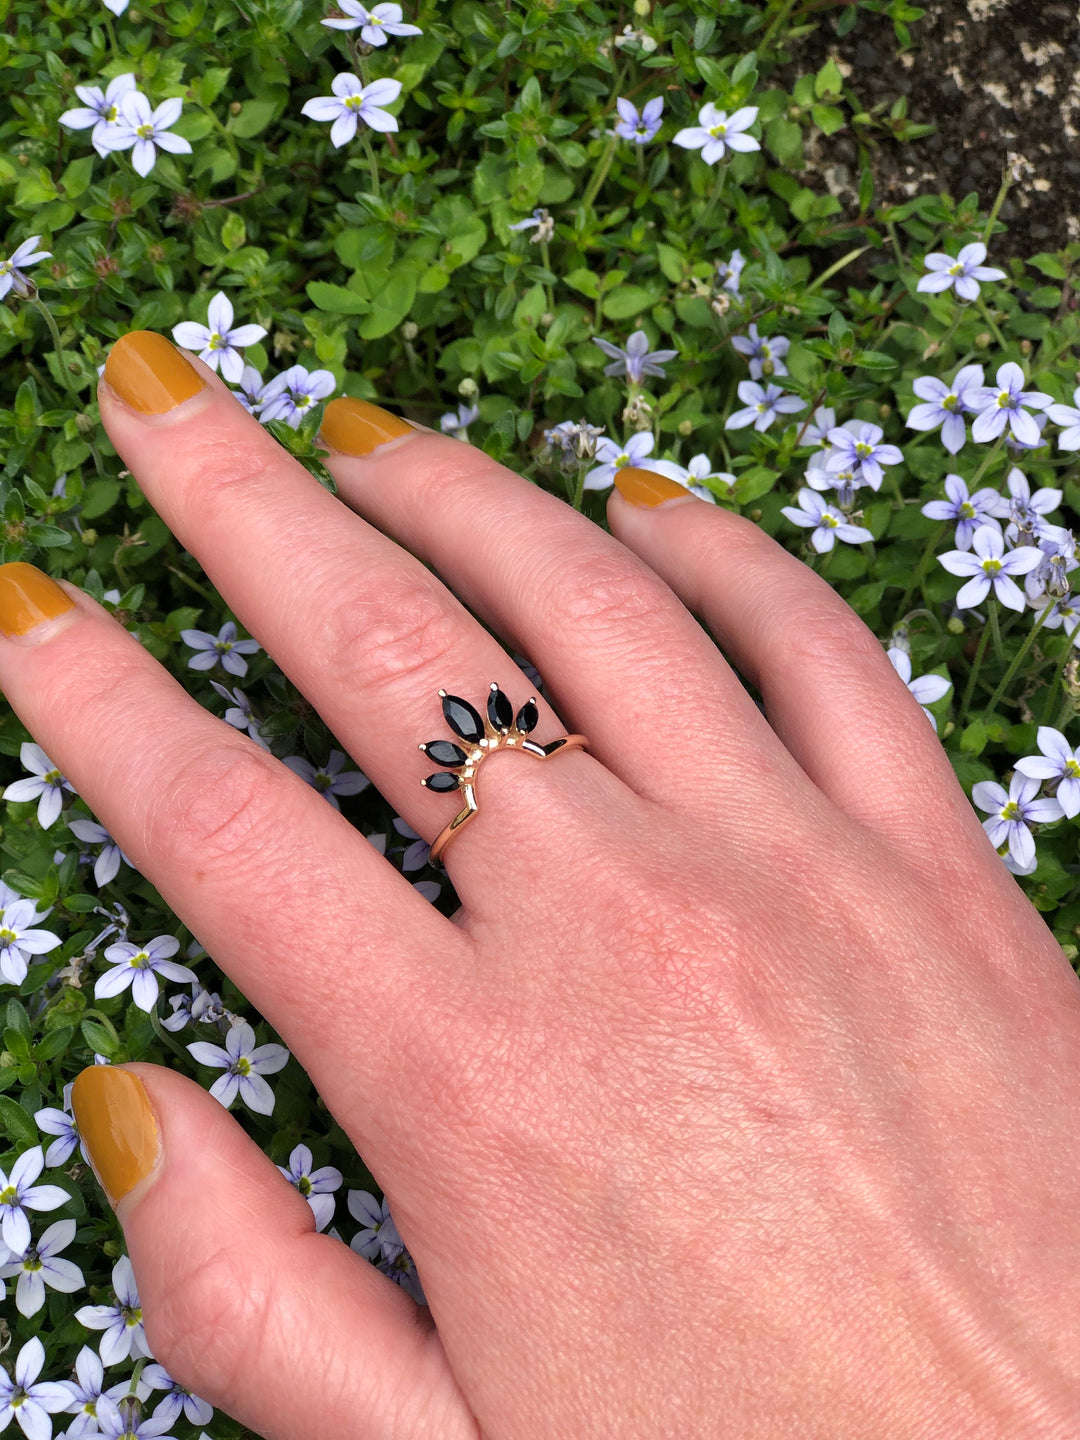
230, 100, 242, 115
1020, 338, 1032, 354
678, 418, 694, 437
401, 320, 418, 341
946, 616, 965, 634
633, 0, 650, 12
878, 403, 891, 420
458, 378, 478, 399
749, 509, 762, 522
975, 332, 991, 348
80, 528, 98, 548
75, 412, 96, 435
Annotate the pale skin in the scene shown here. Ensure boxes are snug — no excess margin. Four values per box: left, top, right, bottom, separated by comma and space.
6, 348, 1080, 1437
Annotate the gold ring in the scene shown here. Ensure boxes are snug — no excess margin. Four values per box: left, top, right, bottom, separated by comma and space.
420, 683, 588, 865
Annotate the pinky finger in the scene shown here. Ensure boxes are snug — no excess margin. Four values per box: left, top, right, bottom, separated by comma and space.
72, 1063, 477, 1440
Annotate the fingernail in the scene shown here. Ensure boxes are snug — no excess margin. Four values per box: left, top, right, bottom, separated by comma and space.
0, 562, 76, 637
320, 397, 415, 456
72, 1066, 160, 1208
613, 468, 699, 508
103, 331, 206, 415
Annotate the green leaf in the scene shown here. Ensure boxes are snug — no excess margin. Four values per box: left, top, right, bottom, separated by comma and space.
564, 268, 600, 299
814, 58, 844, 98
228, 98, 278, 138
220, 211, 247, 252
811, 104, 845, 136
601, 285, 656, 320
1028, 253, 1067, 280
960, 721, 988, 756
696, 56, 726, 90
765, 116, 803, 167
0, 1094, 38, 1149
81, 479, 121, 519
59, 155, 95, 201
81, 1018, 120, 1057
5, 999, 30, 1042
357, 265, 420, 339
306, 281, 371, 315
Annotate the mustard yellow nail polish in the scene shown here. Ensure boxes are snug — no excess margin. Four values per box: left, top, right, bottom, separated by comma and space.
612, 467, 698, 508
0, 562, 76, 637
71, 1067, 160, 1207
320, 396, 415, 456
103, 331, 206, 414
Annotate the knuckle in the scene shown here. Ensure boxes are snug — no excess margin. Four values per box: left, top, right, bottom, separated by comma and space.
179, 431, 276, 515
143, 1238, 279, 1402
139, 740, 286, 872
781, 601, 883, 673
549, 552, 673, 636
325, 571, 468, 693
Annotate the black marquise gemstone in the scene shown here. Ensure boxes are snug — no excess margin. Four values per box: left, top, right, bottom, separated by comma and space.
487, 684, 514, 731
423, 771, 461, 792
515, 699, 539, 734
441, 693, 484, 743
423, 739, 468, 767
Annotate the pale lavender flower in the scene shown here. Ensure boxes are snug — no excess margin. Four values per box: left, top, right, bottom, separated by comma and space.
1015, 728, 1080, 818
804, 460, 867, 513
0, 1337, 71, 1439
938, 522, 1043, 611
300, 75, 401, 146
321, 0, 421, 43
673, 103, 759, 164
59, 74, 138, 157
646, 453, 727, 503
392, 816, 430, 871
970, 362, 1053, 446
232, 364, 269, 417
102, 0, 129, 15
139, 1366, 212, 1429
725, 380, 805, 432
886, 648, 951, 729
161, 978, 231, 1033
905, 364, 985, 454
1048, 387, 1080, 450
377, 1245, 426, 1304
171, 292, 266, 385
0, 1218, 84, 1318
97, 91, 192, 178
257, 364, 336, 428
208, 679, 270, 748
582, 431, 662, 489
95, 938, 197, 1013
34, 1087, 87, 1170
592, 329, 678, 384
440, 403, 479, 438
1036, 591, 1080, 637
0, 1148, 69, 1257
66, 819, 133, 888
93, 1394, 174, 1440
798, 405, 836, 447
1023, 529, 1077, 603
972, 771, 1064, 871
987, 466, 1062, 545
781, 488, 873, 553
0, 897, 62, 987
731, 323, 788, 380
188, 1021, 289, 1115
282, 749, 369, 809
715, 249, 744, 297
347, 1190, 403, 1261
0, 236, 52, 301
180, 619, 261, 677
921, 473, 1003, 551
3, 742, 76, 829
825, 420, 903, 491
507, 207, 553, 242
916, 242, 1005, 302
60, 1345, 149, 1438
1005, 408, 1049, 454
613, 96, 663, 144
276, 1145, 343, 1232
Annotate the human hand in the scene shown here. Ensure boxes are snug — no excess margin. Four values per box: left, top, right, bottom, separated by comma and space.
5, 330, 1080, 1438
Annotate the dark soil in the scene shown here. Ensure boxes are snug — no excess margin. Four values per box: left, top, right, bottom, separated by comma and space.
778, 0, 1080, 259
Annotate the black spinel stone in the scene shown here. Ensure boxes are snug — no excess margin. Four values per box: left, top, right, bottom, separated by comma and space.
515, 699, 539, 734
487, 684, 514, 731
423, 771, 461, 792
441, 693, 484, 743
423, 740, 468, 767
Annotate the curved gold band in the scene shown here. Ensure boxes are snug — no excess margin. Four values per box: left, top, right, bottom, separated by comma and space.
429, 733, 589, 865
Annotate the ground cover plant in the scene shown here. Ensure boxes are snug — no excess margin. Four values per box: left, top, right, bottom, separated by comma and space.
3, 0, 1080, 1433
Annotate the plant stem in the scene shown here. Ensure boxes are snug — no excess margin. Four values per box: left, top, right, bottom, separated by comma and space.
540, 240, 554, 312
806, 246, 869, 294
975, 295, 1007, 351
359, 133, 381, 197
760, 0, 798, 51
30, 296, 106, 476
895, 520, 947, 617
984, 598, 1056, 718
1040, 635, 1076, 725
981, 169, 1014, 249
689, 166, 727, 239
959, 601, 995, 723
571, 459, 590, 511
581, 135, 619, 212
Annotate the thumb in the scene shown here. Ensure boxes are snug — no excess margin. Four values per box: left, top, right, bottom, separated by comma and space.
72, 1063, 476, 1440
